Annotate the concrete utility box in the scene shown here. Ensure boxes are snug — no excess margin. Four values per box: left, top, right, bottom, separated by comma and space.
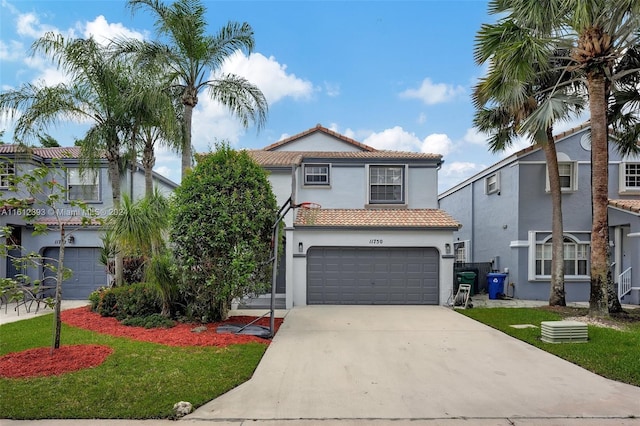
541, 321, 588, 343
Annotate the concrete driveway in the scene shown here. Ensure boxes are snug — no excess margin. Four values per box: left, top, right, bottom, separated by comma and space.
188, 305, 640, 423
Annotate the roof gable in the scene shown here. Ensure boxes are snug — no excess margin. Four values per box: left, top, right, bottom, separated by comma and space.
263, 124, 377, 152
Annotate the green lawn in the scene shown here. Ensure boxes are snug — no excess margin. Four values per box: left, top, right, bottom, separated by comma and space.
0, 314, 267, 419
458, 306, 640, 387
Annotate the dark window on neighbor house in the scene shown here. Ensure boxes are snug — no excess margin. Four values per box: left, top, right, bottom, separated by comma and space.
304, 164, 330, 185
0, 162, 15, 188
369, 165, 404, 203
625, 163, 639, 189
67, 168, 100, 201
536, 236, 588, 276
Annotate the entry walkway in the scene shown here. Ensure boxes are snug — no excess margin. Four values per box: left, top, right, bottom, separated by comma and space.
188, 305, 640, 423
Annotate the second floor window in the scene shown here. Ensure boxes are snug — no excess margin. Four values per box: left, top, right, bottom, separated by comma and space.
1, 162, 15, 188
546, 162, 577, 192
485, 172, 500, 195
304, 164, 330, 185
623, 163, 639, 191
67, 168, 100, 202
369, 165, 404, 204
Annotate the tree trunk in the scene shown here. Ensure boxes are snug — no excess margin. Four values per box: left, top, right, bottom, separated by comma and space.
106, 142, 124, 286
51, 225, 64, 354
181, 87, 198, 179
143, 142, 155, 197
543, 129, 566, 306
587, 72, 622, 315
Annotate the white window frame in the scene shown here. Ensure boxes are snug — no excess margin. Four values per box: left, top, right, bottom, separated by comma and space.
67, 168, 100, 202
546, 161, 578, 192
0, 161, 15, 188
619, 161, 640, 194
485, 172, 500, 195
528, 231, 590, 281
303, 163, 330, 186
454, 240, 470, 263
368, 165, 406, 204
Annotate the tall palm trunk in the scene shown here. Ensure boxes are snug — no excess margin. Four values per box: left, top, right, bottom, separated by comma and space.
106, 141, 124, 286
143, 142, 155, 197
544, 128, 566, 306
587, 72, 622, 315
181, 88, 197, 179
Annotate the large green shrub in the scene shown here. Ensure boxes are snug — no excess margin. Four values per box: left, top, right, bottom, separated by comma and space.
90, 283, 162, 320
170, 143, 277, 322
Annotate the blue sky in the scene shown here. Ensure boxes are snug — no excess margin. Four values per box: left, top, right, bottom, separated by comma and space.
0, 0, 586, 191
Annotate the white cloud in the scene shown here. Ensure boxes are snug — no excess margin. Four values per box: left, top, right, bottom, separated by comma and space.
399, 78, 465, 105
16, 12, 59, 38
417, 112, 427, 124
324, 82, 340, 97
362, 126, 453, 156
83, 15, 147, 45
364, 126, 422, 152
222, 51, 314, 104
421, 133, 453, 156
438, 161, 487, 193
463, 127, 487, 145
0, 39, 24, 61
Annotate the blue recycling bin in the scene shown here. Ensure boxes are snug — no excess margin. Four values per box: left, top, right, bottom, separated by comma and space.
487, 273, 508, 300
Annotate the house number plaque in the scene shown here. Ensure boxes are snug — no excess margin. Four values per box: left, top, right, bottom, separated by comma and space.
369, 239, 383, 245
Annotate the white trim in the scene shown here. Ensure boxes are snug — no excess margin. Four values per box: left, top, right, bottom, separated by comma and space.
510, 240, 529, 248
366, 164, 407, 205
618, 161, 640, 194
627, 232, 640, 238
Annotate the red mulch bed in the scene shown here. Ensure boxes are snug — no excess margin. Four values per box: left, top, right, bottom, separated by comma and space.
60, 306, 284, 347
1, 307, 284, 379
0, 345, 113, 378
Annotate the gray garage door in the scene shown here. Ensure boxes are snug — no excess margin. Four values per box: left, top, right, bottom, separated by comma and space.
43, 247, 107, 299
307, 247, 439, 305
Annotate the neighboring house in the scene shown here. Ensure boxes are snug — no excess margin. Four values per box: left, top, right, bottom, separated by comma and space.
438, 123, 640, 305
0, 145, 178, 299
243, 124, 461, 309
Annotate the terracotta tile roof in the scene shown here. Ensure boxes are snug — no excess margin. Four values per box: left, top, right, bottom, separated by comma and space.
609, 199, 640, 214
0, 144, 86, 159
263, 124, 377, 152
247, 149, 442, 167
294, 208, 461, 229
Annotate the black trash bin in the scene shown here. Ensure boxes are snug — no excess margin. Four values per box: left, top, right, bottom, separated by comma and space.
456, 271, 476, 296
487, 273, 508, 299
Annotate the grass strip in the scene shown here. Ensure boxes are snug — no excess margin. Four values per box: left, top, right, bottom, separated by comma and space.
458, 307, 640, 387
0, 314, 267, 419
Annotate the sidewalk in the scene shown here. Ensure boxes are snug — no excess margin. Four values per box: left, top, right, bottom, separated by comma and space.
0, 299, 89, 325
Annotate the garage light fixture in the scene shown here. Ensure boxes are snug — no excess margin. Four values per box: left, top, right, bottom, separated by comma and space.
445, 243, 451, 254
298, 242, 303, 253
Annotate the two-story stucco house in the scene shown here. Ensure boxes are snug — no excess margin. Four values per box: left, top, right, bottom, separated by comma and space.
242, 124, 461, 309
438, 123, 640, 305
1, 145, 178, 299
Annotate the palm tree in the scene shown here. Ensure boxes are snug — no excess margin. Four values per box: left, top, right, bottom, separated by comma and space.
491, 0, 640, 315
0, 33, 136, 285
123, 0, 268, 178
474, 17, 583, 306
124, 67, 183, 196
